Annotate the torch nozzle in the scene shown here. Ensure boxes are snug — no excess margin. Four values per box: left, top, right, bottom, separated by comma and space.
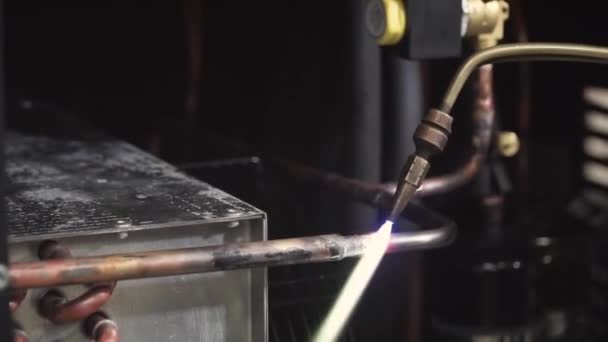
388, 182, 418, 223
388, 154, 431, 222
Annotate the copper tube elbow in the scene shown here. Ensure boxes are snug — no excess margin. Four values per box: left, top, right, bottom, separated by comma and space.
84, 312, 120, 342
39, 286, 114, 325
37, 240, 116, 324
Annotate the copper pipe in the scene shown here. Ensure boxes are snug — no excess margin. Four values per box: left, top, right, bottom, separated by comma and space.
10, 227, 454, 289
13, 321, 29, 342
14, 329, 29, 342
37, 241, 117, 324
85, 312, 120, 342
9, 289, 27, 312
385, 65, 495, 197
96, 323, 120, 342
38, 287, 114, 324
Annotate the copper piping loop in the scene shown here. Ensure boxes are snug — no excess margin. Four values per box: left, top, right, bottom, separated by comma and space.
384, 65, 495, 197
11, 226, 454, 289
39, 288, 115, 325
37, 241, 116, 323
84, 312, 120, 342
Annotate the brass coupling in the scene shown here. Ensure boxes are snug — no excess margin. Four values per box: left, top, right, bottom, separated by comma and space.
414, 108, 454, 157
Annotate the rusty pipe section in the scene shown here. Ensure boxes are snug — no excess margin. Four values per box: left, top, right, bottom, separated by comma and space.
385, 64, 495, 197
10, 227, 454, 289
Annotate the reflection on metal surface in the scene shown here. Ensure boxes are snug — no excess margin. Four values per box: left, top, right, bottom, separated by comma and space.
313, 221, 393, 342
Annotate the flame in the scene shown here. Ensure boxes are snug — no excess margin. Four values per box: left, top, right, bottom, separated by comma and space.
313, 221, 393, 342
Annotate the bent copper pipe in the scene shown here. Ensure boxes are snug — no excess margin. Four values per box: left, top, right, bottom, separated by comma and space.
38, 241, 116, 323
384, 64, 495, 197
85, 312, 120, 342
10, 223, 454, 289
39, 287, 114, 325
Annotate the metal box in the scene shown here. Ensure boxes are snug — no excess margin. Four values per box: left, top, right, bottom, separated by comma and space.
6, 133, 267, 342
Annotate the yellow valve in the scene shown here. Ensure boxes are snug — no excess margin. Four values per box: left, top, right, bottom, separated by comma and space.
498, 131, 520, 157
365, 0, 406, 46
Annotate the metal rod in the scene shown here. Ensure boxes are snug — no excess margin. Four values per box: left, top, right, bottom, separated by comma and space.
10, 227, 454, 289
440, 43, 608, 113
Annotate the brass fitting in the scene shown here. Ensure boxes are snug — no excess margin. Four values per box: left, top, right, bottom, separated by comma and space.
464, 0, 509, 49
498, 131, 520, 157
365, 0, 406, 46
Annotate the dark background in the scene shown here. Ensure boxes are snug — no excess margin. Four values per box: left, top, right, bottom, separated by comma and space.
5, 1, 607, 203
